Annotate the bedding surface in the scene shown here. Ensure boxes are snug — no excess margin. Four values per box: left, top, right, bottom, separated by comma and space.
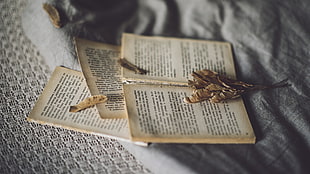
23, 0, 310, 173
0, 1, 151, 173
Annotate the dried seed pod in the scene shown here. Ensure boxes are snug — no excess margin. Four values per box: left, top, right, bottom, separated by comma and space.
118, 58, 147, 74
184, 69, 289, 103
42, 3, 62, 28
69, 95, 108, 112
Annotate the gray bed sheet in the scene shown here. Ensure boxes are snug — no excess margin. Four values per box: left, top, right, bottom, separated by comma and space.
23, 0, 310, 173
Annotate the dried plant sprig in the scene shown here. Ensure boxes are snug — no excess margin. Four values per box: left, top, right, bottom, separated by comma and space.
118, 58, 147, 74
42, 3, 62, 28
184, 70, 289, 103
69, 95, 108, 112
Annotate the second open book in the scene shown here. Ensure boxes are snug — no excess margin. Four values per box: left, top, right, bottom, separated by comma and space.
29, 33, 255, 144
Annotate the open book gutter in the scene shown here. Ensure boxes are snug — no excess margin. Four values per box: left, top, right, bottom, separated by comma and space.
27, 33, 279, 145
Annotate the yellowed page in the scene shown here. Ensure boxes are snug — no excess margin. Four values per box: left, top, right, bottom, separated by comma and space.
27, 66, 147, 145
121, 33, 236, 84
123, 84, 255, 144
75, 38, 126, 119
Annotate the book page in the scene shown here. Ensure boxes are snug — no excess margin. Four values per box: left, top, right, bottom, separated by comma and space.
123, 84, 255, 144
121, 33, 236, 84
75, 38, 126, 119
28, 66, 144, 144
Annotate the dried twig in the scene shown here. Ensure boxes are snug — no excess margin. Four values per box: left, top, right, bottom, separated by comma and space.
184, 70, 289, 103
69, 95, 108, 112
118, 58, 147, 74
42, 3, 62, 28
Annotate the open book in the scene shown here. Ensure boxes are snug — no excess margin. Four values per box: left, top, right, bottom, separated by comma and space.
28, 33, 255, 144
27, 66, 147, 146
75, 33, 255, 144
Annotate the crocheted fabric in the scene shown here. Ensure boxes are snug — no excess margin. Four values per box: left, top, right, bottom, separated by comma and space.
0, 1, 150, 173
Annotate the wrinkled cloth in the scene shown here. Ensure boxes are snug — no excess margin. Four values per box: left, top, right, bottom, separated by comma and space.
23, 0, 310, 173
